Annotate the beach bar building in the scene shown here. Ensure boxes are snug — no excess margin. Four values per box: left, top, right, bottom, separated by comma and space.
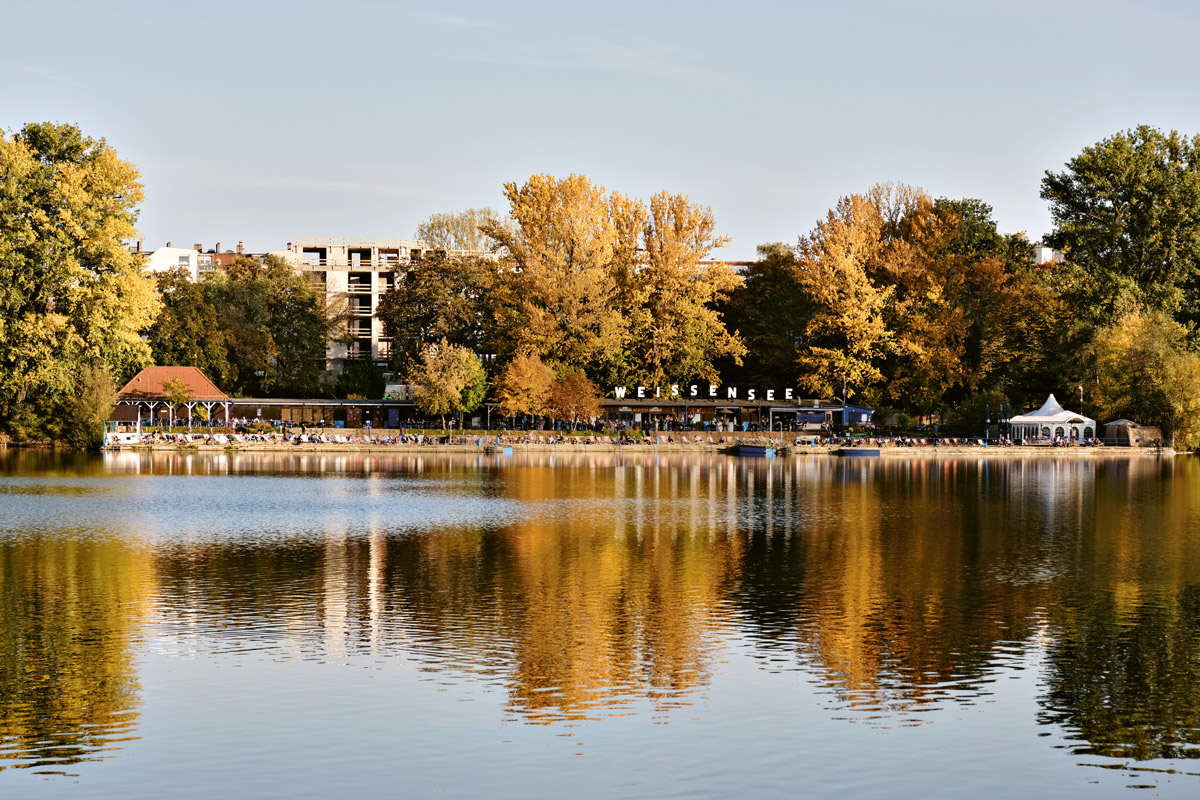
113, 366, 230, 426
1008, 394, 1095, 441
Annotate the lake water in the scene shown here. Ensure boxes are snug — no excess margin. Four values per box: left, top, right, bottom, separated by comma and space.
2, 449, 1199, 797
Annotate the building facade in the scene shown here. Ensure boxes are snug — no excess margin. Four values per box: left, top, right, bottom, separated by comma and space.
277, 237, 484, 377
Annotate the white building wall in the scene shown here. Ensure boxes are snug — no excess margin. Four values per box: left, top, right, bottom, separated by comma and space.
143, 247, 200, 282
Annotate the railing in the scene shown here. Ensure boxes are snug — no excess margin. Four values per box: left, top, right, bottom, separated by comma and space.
346, 284, 373, 293
293, 250, 488, 269
294, 238, 426, 250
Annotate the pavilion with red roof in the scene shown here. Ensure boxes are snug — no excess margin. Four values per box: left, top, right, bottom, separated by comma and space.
114, 366, 230, 426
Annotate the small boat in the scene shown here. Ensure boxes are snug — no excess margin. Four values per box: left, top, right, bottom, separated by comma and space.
833, 447, 880, 457
736, 444, 777, 457
104, 432, 143, 449
483, 444, 513, 455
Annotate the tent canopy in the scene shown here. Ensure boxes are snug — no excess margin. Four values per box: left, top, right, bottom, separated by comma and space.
1008, 393, 1095, 439
1008, 393, 1094, 426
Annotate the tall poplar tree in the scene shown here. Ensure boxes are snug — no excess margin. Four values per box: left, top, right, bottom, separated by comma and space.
628, 192, 744, 385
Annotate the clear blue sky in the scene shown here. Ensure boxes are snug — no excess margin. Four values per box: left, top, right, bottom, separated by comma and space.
6, 0, 1200, 259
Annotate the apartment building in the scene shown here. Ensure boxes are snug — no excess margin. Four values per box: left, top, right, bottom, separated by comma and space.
277, 237, 447, 377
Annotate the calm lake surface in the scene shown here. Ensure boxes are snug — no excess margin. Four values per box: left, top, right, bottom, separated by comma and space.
2, 449, 1199, 797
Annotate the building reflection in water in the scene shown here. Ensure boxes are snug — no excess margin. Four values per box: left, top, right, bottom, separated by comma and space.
3, 450, 1199, 771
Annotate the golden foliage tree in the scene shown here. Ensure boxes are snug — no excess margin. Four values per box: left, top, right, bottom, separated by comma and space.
482, 174, 745, 388
406, 338, 487, 429
628, 192, 745, 385
493, 350, 554, 419
869, 187, 972, 409
1087, 308, 1200, 448
794, 193, 894, 398
549, 367, 601, 429
482, 174, 638, 374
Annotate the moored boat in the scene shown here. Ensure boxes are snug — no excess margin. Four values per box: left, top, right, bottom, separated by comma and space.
833, 447, 880, 457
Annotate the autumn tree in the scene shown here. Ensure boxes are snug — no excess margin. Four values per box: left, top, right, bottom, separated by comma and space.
481, 174, 639, 377
415, 207, 505, 252
935, 199, 1066, 407
160, 376, 194, 429
492, 350, 554, 420
0, 122, 159, 441
406, 338, 487, 429
866, 185, 969, 410
626, 192, 745, 385
1042, 126, 1200, 324
1087, 308, 1200, 448
792, 186, 1068, 414
794, 193, 894, 399
549, 367, 601, 430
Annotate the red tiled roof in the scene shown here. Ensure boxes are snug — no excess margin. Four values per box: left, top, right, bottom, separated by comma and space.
117, 366, 229, 402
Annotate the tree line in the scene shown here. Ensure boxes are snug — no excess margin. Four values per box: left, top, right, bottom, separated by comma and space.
5, 121, 1200, 445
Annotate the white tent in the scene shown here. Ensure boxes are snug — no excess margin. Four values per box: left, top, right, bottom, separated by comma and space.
1008, 394, 1096, 442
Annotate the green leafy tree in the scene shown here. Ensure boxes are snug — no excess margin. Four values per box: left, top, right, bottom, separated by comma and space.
719, 243, 811, 387
0, 122, 159, 440
64, 365, 118, 450
375, 252, 497, 366
147, 268, 231, 385
1041, 126, 1200, 324
201, 255, 336, 397
456, 347, 487, 418
415, 207, 504, 252
333, 360, 387, 399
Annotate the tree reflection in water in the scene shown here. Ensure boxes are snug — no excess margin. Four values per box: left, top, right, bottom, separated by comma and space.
2, 450, 1200, 777
0, 526, 148, 773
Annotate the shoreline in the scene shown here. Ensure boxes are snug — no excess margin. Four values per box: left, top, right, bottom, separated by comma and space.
103, 442, 1178, 457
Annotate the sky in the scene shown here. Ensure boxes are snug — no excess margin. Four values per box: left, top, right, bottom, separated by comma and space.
5, 0, 1200, 260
